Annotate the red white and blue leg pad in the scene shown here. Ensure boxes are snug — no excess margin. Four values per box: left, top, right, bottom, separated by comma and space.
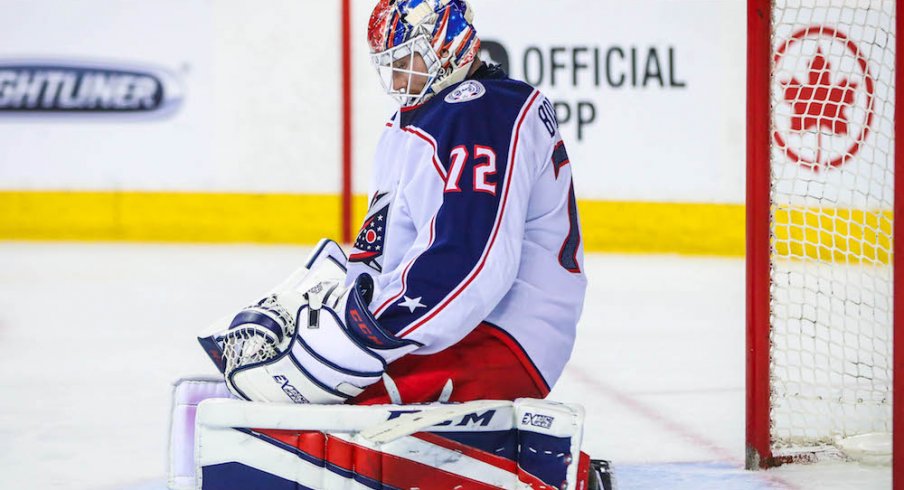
167, 381, 599, 490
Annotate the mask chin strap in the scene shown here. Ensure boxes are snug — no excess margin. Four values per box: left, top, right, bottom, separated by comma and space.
429, 62, 472, 95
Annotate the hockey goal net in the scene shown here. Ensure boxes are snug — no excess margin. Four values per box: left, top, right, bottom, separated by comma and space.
746, 0, 900, 473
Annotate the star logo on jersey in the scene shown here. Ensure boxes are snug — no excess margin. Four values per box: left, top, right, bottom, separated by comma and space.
350, 192, 390, 273
398, 296, 426, 313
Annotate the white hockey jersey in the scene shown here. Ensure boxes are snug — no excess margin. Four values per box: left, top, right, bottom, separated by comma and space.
346, 66, 586, 391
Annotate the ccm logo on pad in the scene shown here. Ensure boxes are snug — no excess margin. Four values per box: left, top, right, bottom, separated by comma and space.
388, 409, 497, 427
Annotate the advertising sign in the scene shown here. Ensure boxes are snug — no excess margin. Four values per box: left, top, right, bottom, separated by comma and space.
352, 0, 747, 203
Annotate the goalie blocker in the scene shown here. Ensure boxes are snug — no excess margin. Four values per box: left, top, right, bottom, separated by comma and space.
169, 378, 614, 490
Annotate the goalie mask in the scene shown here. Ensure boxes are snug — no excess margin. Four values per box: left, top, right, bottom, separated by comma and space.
368, 0, 481, 107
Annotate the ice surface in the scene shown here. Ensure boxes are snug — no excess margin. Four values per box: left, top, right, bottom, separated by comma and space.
0, 243, 891, 489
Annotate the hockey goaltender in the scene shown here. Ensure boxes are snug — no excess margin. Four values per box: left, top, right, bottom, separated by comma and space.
176, 1, 613, 488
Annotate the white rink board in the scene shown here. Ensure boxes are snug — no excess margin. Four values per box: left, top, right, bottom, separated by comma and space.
0, 0, 341, 194
0, 0, 891, 207
1, 0, 749, 203
352, 0, 747, 203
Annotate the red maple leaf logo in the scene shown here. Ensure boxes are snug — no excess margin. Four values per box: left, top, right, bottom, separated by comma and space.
782, 48, 858, 135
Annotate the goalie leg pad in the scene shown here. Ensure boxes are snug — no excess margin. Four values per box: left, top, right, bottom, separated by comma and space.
515, 398, 586, 488
189, 398, 591, 490
167, 377, 233, 490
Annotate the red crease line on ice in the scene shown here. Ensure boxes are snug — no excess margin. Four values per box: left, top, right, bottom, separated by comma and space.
567, 366, 801, 490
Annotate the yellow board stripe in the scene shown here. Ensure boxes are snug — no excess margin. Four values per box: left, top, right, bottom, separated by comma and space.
773, 206, 893, 264
0, 191, 342, 243
0, 191, 892, 261
578, 200, 746, 256
1, 191, 746, 255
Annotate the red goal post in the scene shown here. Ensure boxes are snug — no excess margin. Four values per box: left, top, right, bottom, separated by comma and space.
746, 0, 901, 480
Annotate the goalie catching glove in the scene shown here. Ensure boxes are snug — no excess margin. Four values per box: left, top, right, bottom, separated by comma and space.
198, 239, 417, 404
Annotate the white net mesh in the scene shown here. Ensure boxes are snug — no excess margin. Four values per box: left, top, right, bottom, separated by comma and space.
769, 0, 895, 457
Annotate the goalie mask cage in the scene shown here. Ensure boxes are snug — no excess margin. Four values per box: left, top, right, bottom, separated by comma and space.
746, 0, 901, 478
